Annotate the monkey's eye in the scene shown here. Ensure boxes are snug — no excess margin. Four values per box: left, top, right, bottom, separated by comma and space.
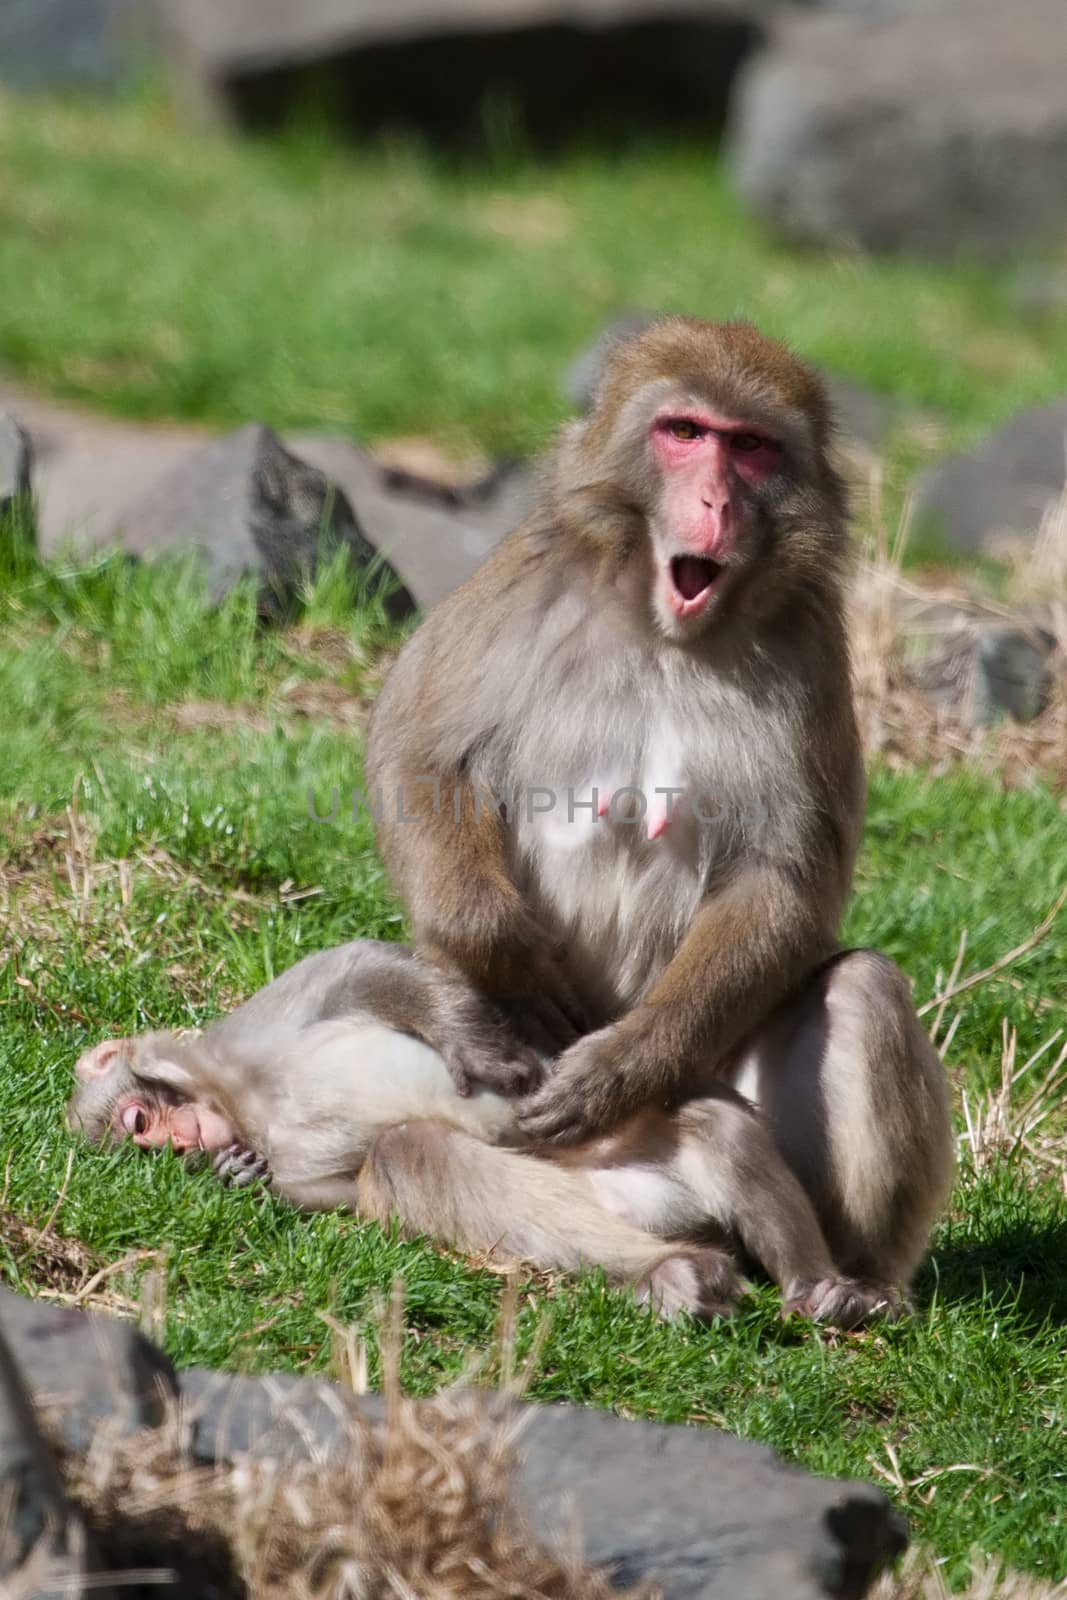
120, 1103, 150, 1137
730, 432, 773, 453
665, 418, 703, 442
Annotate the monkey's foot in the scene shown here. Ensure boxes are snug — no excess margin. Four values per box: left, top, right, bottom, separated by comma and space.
637, 1247, 743, 1322
213, 1144, 271, 1189
782, 1278, 907, 1331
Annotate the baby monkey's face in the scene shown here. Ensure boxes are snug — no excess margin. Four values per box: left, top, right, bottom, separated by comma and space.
68, 1037, 236, 1155
112, 1084, 235, 1155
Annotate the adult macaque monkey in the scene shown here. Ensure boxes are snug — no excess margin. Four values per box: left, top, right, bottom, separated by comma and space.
69, 941, 893, 1327
366, 317, 955, 1310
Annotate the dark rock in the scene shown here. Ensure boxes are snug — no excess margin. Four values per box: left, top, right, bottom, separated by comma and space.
184, 1366, 905, 1599
518, 1402, 905, 1600
165, 0, 769, 140
292, 435, 535, 609
0, 1327, 112, 1600
183, 1366, 379, 1464
911, 614, 1056, 727
0, 0, 158, 94
0, 1288, 178, 1456
0, 414, 33, 515
562, 316, 892, 449
728, 0, 1067, 259
912, 402, 1067, 555
111, 423, 416, 619
0, 1293, 908, 1599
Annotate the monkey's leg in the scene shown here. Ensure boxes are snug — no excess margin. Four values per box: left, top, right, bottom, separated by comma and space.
356, 1120, 739, 1320
577, 1099, 880, 1326
735, 949, 955, 1310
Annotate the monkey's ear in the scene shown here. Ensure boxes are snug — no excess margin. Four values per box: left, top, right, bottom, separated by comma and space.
75, 1040, 128, 1081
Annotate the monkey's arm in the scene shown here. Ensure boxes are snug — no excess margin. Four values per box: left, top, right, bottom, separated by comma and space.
319, 941, 546, 1097
373, 763, 588, 1054
518, 860, 837, 1143
366, 560, 591, 1055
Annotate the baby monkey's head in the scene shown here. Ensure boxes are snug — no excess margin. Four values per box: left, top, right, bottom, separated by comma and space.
68, 1034, 235, 1155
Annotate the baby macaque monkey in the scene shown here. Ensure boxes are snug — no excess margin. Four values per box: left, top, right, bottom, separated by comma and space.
68, 940, 903, 1328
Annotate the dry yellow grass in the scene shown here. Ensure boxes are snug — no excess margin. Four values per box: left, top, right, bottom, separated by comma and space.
40, 1382, 658, 1600
850, 483, 1067, 790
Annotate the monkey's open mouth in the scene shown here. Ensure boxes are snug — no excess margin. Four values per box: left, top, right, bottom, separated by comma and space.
670, 555, 723, 606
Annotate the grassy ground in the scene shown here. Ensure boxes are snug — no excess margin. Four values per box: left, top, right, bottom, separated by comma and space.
0, 541, 1064, 1590
0, 89, 1066, 1594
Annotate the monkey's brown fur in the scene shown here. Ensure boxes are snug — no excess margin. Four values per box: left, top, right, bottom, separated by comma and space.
366, 315, 954, 1301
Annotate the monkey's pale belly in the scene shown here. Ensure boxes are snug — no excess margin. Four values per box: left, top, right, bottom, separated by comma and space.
519, 791, 707, 1013
501, 659, 795, 1012
265, 1020, 519, 1183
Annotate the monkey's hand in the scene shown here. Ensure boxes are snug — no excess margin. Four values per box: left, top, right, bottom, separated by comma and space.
441, 1029, 547, 1099
212, 1145, 271, 1189
515, 1024, 636, 1144
428, 972, 550, 1097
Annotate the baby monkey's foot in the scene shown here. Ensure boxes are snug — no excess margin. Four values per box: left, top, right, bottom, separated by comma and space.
782, 1277, 907, 1330
213, 1144, 271, 1189
637, 1246, 744, 1322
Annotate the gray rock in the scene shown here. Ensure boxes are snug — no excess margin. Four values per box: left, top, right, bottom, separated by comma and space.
12, 380, 524, 610
292, 435, 535, 609
16, 400, 203, 563
0, 0, 158, 94
183, 1366, 377, 1464
1011, 268, 1067, 318
801, 0, 946, 12
0, 1327, 111, 1600
0, 1288, 178, 1457
728, 0, 1067, 259
109, 423, 416, 619
183, 1367, 905, 1599
562, 311, 661, 411
0, 414, 33, 515
562, 316, 892, 448
912, 402, 1067, 555
822, 375, 892, 454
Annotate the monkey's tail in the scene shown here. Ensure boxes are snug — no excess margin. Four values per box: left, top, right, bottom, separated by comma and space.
355, 1120, 677, 1284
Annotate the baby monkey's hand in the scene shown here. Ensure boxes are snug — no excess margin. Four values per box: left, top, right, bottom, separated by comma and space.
212, 1144, 271, 1189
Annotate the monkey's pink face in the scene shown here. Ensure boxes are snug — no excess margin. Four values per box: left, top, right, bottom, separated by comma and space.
649, 410, 782, 635
114, 1093, 235, 1155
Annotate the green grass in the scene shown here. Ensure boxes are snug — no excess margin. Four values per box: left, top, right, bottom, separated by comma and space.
2, 90, 1067, 471
0, 543, 1065, 1590
1, 87, 1066, 1592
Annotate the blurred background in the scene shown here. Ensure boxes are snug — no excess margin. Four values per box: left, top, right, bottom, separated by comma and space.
2, 0, 1067, 627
